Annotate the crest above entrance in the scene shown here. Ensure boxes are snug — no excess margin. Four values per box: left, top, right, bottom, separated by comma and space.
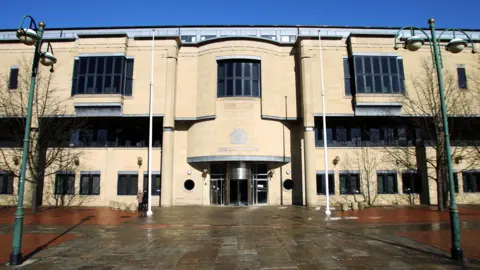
230, 128, 247, 144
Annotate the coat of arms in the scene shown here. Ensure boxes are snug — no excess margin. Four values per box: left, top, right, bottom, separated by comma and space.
230, 128, 247, 144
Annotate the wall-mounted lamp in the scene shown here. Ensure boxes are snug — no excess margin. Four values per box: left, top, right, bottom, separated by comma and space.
268, 169, 275, 178
73, 156, 80, 166
13, 156, 20, 166
202, 169, 209, 178
286, 169, 291, 175
454, 156, 464, 164
332, 156, 340, 166
137, 157, 143, 167
186, 170, 192, 175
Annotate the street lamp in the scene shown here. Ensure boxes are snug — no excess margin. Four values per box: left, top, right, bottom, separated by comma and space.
10, 15, 56, 266
393, 18, 476, 261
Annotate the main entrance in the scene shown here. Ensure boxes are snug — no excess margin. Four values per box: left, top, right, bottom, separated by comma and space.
210, 162, 268, 206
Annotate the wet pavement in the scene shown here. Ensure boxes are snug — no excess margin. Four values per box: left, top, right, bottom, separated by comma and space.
0, 205, 479, 269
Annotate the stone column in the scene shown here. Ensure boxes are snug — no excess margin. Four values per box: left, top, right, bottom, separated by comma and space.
299, 40, 317, 208
161, 46, 178, 207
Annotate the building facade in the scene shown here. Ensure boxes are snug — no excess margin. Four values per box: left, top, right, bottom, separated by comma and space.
0, 24, 479, 208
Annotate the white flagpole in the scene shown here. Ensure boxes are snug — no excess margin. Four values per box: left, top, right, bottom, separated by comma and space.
146, 30, 155, 216
319, 31, 331, 216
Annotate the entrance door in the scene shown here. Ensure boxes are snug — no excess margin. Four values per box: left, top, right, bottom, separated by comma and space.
252, 164, 268, 205
230, 179, 248, 206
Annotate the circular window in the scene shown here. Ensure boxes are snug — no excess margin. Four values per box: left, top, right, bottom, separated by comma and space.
283, 179, 293, 190
184, 179, 195, 191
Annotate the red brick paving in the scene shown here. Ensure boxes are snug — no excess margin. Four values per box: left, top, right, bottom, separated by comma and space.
0, 233, 80, 264
397, 230, 480, 260
0, 207, 137, 226
338, 206, 480, 224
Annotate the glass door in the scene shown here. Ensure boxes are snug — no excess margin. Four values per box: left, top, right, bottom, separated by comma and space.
252, 164, 268, 205
230, 179, 248, 206
210, 164, 226, 205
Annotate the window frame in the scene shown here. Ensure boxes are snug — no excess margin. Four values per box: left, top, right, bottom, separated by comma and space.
457, 65, 467, 89
143, 174, 161, 196
71, 56, 134, 96
0, 171, 14, 195
462, 172, 480, 193
217, 60, 261, 98
8, 67, 19, 90
117, 173, 138, 195
340, 173, 361, 195
80, 174, 101, 195
401, 172, 423, 194
54, 172, 75, 195
377, 173, 398, 194
316, 173, 335, 195
352, 55, 404, 94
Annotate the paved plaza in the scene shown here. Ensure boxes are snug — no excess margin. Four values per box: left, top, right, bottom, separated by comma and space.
0, 205, 479, 269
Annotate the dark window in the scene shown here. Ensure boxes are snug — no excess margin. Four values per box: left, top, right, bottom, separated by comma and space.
71, 56, 134, 96
184, 179, 195, 191
80, 174, 100, 195
0, 172, 14, 194
402, 172, 422, 194
217, 60, 261, 97
463, 172, 480, 193
457, 66, 467, 89
317, 173, 335, 195
143, 174, 161, 195
55, 173, 75, 195
283, 179, 293, 190
377, 173, 398, 194
340, 173, 360, 194
352, 56, 404, 94
181, 36, 196, 43
8, 67, 19, 90
453, 173, 459, 193
343, 58, 352, 96
117, 174, 138, 195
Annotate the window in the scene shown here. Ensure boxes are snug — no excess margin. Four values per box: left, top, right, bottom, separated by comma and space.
181, 36, 196, 43
343, 58, 352, 96
143, 174, 161, 195
453, 173, 459, 193
283, 179, 293, 190
281, 35, 296, 42
71, 56, 134, 96
217, 60, 261, 97
0, 171, 14, 194
80, 174, 100, 195
402, 172, 422, 194
340, 173, 360, 194
377, 173, 398, 194
184, 179, 195, 191
261, 35, 276, 40
317, 173, 335, 195
8, 67, 19, 90
463, 172, 480, 193
352, 56, 404, 94
55, 173, 75, 195
117, 174, 138, 195
200, 35, 216, 41
457, 65, 467, 89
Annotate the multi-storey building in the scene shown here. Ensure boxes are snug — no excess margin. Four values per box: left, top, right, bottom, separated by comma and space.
0, 24, 479, 208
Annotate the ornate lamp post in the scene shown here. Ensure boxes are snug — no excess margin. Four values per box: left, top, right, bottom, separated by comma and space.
393, 18, 476, 261
10, 15, 56, 266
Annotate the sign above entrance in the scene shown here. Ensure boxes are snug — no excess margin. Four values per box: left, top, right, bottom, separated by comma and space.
230, 128, 247, 144
218, 147, 259, 152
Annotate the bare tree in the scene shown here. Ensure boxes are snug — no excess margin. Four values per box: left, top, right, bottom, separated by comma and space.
381, 60, 479, 211
342, 147, 382, 206
0, 59, 83, 213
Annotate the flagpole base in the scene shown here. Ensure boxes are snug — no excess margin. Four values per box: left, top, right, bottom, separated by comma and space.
146, 210, 153, 216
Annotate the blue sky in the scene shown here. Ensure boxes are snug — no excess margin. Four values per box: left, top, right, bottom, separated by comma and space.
1, 0, 479, 30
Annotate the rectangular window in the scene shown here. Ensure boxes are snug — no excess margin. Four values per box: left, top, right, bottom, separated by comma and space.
117, 174, 138, 195
71, 56, 133, 96
457, 65, 467, 89
402, 172, 422, 194
143, 174, 161, 195
377, 173, 398, 194
0, 172, 14, 194
463, 172, 480, 193
80, 174, 100, 195
181, 35, 196, 43
55, 173, 75, 195
340, 173, 360, 194
217, 60, 261, 97
317, 173, 335, 195
343, 58, 352, 96
352, 56, 404, 94
8, 67, 19, 90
